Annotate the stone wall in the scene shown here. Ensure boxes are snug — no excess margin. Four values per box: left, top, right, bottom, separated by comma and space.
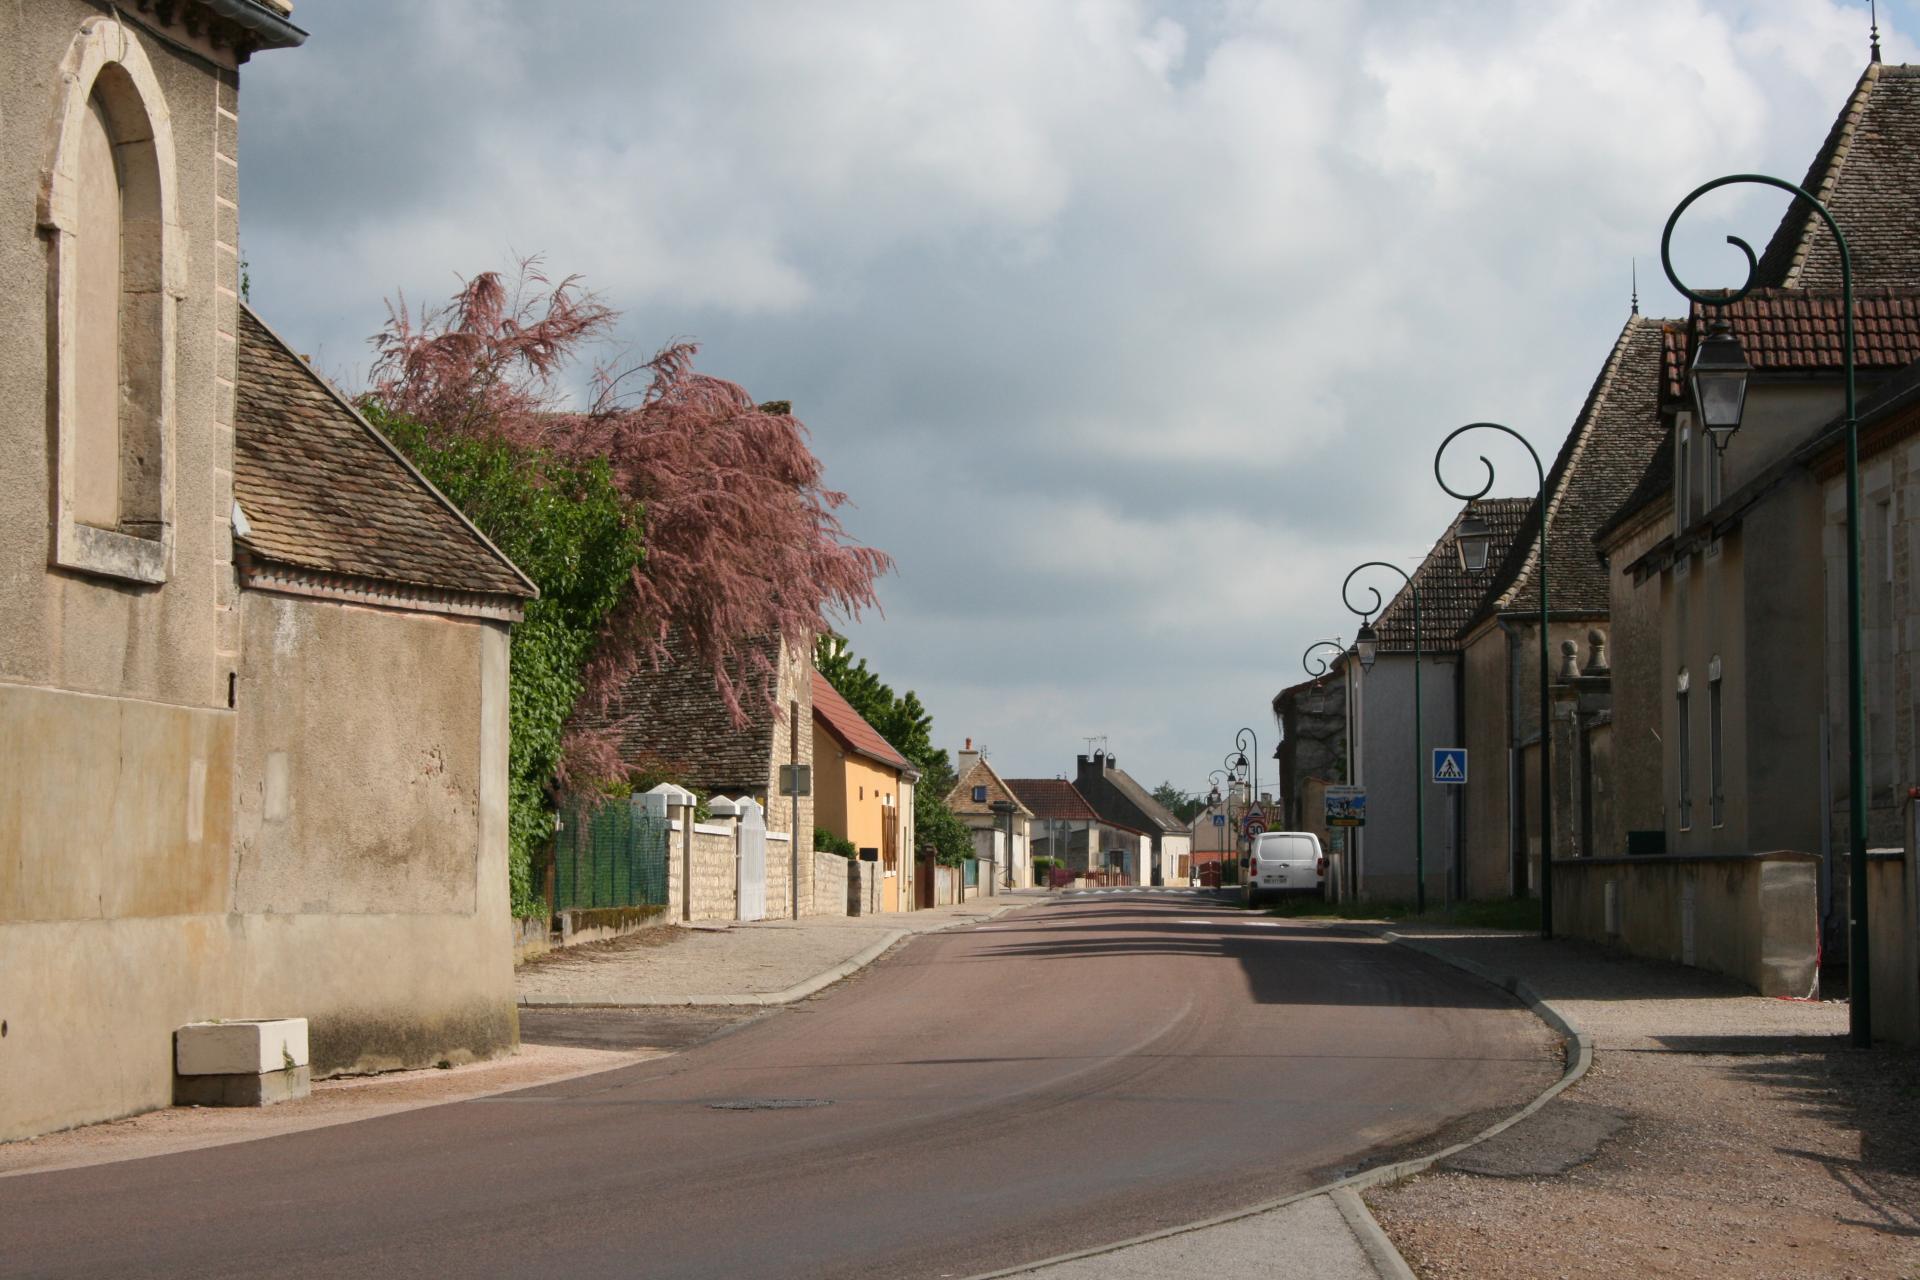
1868, 847, 1919, 1046
1553, 851, 1820, 997
847, 861, 883, 916
813, 852, 849, 917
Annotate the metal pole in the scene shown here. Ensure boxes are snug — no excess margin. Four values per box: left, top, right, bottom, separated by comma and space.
1661, 173, 1867, 1044
1435, 423, 1548, 937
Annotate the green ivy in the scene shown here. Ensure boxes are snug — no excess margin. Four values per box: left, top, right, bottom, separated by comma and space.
369, 404, 643, 916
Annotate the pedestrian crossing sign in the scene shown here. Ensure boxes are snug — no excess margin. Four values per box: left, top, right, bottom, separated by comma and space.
1432, 748, 1468, 784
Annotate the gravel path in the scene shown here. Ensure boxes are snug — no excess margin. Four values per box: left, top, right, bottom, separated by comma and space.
1365, 929, 1920, 1280
515, 895, 1038, 1004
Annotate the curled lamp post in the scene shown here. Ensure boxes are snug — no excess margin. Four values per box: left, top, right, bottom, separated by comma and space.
1235, 727, 1260, 820
1662, 173, 1868, 1046
1303, 638, 1351, 897
1345, 563, 1425, 912
1436, 423, 1550, 940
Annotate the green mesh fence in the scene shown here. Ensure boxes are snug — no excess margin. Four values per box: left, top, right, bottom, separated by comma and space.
550, 800, 671, 911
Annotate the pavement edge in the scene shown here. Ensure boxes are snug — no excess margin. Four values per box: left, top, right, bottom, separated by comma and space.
962, 923, 1593, 1280
519, 897, 1042, 1009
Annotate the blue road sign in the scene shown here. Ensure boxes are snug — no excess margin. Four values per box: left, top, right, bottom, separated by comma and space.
1432, 747, 1468, 784
1211, 813, 1226, 827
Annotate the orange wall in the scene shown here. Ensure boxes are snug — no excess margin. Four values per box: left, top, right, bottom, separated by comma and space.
812, 722, 901, 856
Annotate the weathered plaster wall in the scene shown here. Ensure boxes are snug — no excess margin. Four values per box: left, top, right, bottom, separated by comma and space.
1603, 507, 1670, 850
0, 7, 237, 710
1354, 653, 1458, 902
233, 596, 483, 915
1461, 625, 1512, 898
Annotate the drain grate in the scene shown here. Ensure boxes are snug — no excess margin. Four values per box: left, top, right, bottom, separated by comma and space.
705, 1098, 832, 1111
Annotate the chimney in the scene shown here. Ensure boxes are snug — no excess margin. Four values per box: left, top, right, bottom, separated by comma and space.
957, 742, 981, 778
965, 737, 973, 751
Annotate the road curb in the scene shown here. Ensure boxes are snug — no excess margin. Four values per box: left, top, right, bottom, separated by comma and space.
962, 922, 1593, 1280
519, 898, 1041, 1010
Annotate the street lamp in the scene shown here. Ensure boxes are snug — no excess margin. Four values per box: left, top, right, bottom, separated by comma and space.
1690, 319, 1753, 452
1436, 422, 1551, 940
1207, 770, 1230, 889
1661, 172, 1869, 1045
1344, 561, 1426, 912
1453, 508, 1494, 575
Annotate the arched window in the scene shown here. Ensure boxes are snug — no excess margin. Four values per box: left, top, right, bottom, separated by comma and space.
41, 18, 180, 584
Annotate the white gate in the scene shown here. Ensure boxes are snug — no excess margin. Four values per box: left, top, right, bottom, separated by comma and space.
737, 798, 767, 921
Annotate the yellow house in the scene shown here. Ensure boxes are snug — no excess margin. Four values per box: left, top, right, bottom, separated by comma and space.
812, 672, 919, 911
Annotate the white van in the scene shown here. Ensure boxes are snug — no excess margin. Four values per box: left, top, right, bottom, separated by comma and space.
1242, 831, 1325, 906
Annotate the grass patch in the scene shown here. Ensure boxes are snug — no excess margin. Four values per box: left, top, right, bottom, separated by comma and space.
1256, 895, 1541, 931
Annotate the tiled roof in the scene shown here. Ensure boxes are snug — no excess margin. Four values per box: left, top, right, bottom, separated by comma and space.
1675, 288, 1920, 379
234, 307, 535, 599
587, 631, 787, 793
1756, 64, 1920, 290
1477, 315, 1669, 620
1003, 779, 1102, 822
1096, 763, 1185, 833
1370, 498, 1532, 653
947, 757, 1034, 818
811, 672, 912, 774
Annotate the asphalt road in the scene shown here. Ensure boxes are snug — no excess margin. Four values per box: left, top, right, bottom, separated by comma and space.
0, 893, 1556, 1279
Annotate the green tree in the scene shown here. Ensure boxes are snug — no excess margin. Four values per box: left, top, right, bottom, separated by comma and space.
1153, 782, 1205, 824
371, 405, 643, 915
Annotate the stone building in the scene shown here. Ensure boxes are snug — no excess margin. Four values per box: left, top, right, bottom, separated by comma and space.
1349, 498, 1531, 902
948, 742, 1033, 888
1072, 750, 1191, 886
1455, 313, 1669, 898
2, 1, 540, 1140
591, 630, 816, 919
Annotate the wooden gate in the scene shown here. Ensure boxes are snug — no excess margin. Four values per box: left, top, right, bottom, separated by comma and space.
737, 798, 767, 921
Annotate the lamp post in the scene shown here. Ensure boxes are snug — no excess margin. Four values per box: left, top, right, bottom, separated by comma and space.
1224, 750, 1249, 886
1344, 562, 1426, 912
1660, 173, 1869, 1046
1436, 423, 1551, 939
1206, 773, 1227, 888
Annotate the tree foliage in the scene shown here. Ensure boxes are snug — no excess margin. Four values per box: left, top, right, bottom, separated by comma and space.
1152, 782, 1205, 824
813, 636, 972, 865
371, 407, 641, 915
369, 261, 891, 784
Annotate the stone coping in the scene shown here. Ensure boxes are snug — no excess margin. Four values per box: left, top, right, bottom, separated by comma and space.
1560, 849, 1820, 868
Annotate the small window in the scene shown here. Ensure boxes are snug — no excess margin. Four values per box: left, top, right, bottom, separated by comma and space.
1676, 422, 1694, 534
859, 786, 864, 801
1676, 670, 1693, 831
972, 785, 987, 803
1708, 660, 1724, 829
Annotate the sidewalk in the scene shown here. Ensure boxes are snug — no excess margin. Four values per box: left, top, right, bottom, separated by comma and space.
1363, 927, 1920, 1280
516, 891, 1047, 1007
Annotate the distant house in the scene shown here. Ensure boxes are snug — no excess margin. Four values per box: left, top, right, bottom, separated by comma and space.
1073, 751, 1191, 886
812, 671, 919, 912
591, 631, 815, 917
1005, 777, 1154, 882
947, 741, 1034, 888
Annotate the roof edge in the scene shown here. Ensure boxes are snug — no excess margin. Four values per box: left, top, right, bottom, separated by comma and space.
241, 303, 539, 601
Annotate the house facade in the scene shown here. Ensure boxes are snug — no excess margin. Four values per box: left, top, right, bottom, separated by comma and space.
1073, 750, 1191, 886
1351, 498, 1531, 902
812, 671, 918, 912
948, 743, 1033, 888
2, 1, 540, 1140
1007, 777, 1159, 882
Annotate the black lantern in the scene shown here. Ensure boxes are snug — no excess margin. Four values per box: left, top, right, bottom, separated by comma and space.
1454, 508, 1493, 575
1354, 619, 1380, 671
1690, 318, 1751, 450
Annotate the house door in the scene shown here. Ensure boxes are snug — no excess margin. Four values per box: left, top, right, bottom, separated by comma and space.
737, 799, 767, 921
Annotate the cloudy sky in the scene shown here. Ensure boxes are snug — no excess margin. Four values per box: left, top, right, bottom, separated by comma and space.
242, 0, 1906, 797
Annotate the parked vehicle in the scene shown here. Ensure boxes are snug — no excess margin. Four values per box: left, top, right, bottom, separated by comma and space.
1242, 832, 1325, 907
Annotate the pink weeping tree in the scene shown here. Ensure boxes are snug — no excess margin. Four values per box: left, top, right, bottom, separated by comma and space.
370, 261, 891, 784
